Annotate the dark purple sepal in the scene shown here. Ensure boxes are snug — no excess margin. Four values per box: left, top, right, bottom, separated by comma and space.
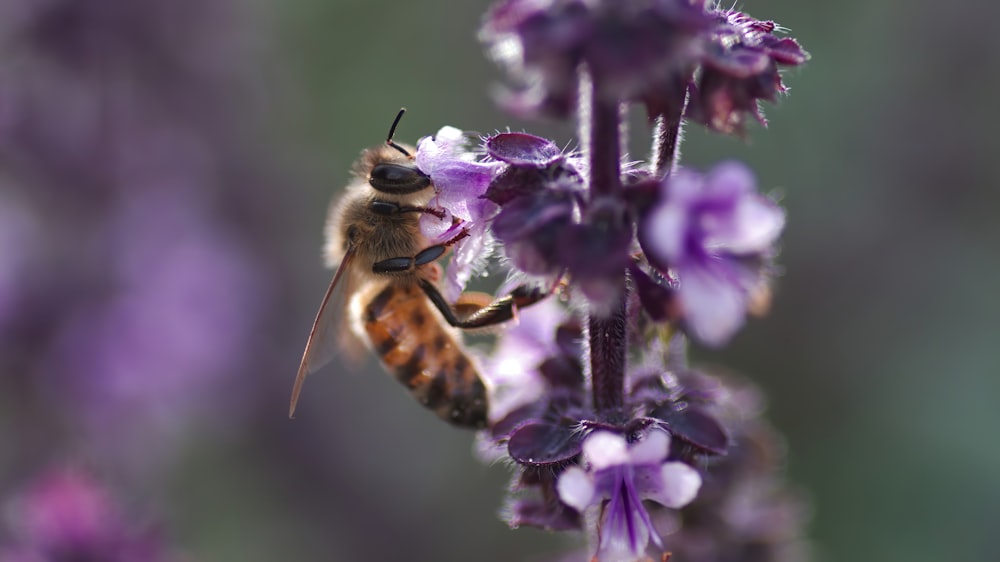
650, 403, 729, 455
508, 497, 583, 531
538, 356, 584, 391
688, 11, 809, 135
763, 36, 810, 66
554, 320, 584, 359
622, 175, 661, 217
630, 263, 678, 322
508, 421, 585, 466
675, 369, 729, 403
687, 70, 770, 134
492, 190, 576, 275
629, 370, 673, 404
492, 402, 548, 439
484, 160, 585, 206
487, 132, 563, 166
638, 72, 691, 123
483, 166, 548, 205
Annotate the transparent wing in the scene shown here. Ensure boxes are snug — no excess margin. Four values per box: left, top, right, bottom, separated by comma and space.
289, 246, 357, 418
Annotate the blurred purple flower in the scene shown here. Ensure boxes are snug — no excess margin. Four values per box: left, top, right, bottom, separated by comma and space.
0, 468, 176, 562
640, 162, 784, 346
0, 0, 283, 473
480, 0, 712, 118
664, 375, 814, 562
51, 189, 266, 449
557, 430, 701, 562
0, 195, 39, 334
485, 298, 568, 425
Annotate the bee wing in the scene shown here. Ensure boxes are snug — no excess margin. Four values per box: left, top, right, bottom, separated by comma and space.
289, 246, 358, 418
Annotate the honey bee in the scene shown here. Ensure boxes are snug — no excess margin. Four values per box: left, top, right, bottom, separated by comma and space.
290, 110, 544, 428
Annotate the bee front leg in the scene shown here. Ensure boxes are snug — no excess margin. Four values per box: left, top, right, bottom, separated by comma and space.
369, 200, 447, 219
372, 245, 447, 274
371, 229, 470, 274
419, 280, 548, 329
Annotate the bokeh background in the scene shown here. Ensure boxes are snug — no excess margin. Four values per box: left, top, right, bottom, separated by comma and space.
0, 0, 997, 561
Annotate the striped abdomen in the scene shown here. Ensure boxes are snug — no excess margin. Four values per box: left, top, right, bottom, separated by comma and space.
362, 283, 488, 428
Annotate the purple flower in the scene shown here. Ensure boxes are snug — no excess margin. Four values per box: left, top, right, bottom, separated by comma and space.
482, 132, 637, 301
556, 430, 701, 562
0, 468, 175, 562
485, 298, 568, 424
688, 11, 810, 134
480, 0, 713, 118
640, 162, 784, 346
416, 126, 503, 300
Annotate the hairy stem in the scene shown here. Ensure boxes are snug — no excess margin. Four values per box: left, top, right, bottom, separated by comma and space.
582, 73, 628, 414
589, 288, 628, 412
651, 77, 692, 175
587, 86, 622, 197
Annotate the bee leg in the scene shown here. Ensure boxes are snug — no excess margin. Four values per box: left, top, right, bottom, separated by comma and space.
369, 200, 447, 220
453, 292, 495, 317
419, 280, 548, 329
371, 229, 470, 274
372, 244, 448, 274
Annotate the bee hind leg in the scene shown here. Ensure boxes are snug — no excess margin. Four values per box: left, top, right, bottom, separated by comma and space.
419, 280, 548, 329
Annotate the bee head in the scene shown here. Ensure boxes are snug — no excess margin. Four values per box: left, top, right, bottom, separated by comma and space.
368, 161, 431, 194
366, 108, 432, 194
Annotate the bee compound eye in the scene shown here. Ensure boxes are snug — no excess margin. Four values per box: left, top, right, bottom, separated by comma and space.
369, 163, 431, 194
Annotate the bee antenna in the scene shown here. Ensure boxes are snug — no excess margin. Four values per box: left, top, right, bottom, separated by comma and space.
386, 108, 413, 158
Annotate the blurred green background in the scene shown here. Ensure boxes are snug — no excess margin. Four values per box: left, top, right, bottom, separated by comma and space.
2, 0, 998, 560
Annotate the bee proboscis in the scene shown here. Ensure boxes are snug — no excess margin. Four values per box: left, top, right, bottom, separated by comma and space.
290, 109, 544, 428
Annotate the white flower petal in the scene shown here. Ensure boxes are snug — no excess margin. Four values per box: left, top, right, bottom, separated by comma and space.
627, 429, 670, 465
652, 462, 702, 508
556, 466, 595, 511
433, 126, 466, 153
583, 431, 630, 470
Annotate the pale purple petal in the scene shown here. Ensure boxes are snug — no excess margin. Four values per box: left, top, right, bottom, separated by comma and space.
418, 201, 458, 243
486, 298, 567, 421
627, 429, 671, 465
702, 160, 756, 200
444, 222, 494, 302
651, 462, 702, 508
704, 194, 785, 254
415, 126, 466, 174
642, 197, 687, 262
678, 261, 746, 346
556, 466, 595, 512
583, 431, 631, 470
428, 160, 499, 220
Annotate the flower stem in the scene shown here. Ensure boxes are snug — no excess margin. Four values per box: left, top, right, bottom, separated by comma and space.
589, 289, 628, 413
583, 74, 628, 414
587, 87, 622, 197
